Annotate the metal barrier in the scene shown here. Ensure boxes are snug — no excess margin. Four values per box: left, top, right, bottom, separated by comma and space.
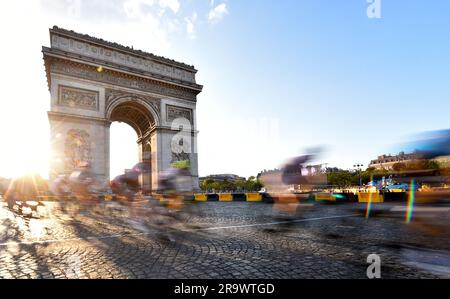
207, 193, 219, 201
382, 191, 406, 202
261, 193, 275, 203
232, 193, 247, 201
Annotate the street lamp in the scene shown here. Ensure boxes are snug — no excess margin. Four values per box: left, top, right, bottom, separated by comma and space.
353, 163, 363, 188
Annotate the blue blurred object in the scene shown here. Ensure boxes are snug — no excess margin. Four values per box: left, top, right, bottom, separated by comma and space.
405, 129, 450, 158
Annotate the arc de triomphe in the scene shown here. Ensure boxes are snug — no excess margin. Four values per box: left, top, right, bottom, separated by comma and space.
42, 26, 202, 192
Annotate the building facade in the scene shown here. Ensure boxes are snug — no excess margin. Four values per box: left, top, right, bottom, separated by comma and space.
368, 151, 421, 170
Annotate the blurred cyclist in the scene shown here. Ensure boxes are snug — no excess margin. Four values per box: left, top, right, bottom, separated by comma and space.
68, 161, 98, 201
261, 153, 321, 222
50, 174, 71, 197
159, 159, 193, 212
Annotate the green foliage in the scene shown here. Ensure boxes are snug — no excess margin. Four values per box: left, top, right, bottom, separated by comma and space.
200, 176, 263, 192
327, 171, 358, 187
326, 167, 392, 187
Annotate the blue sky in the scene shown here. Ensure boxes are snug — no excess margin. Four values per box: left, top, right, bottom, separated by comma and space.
0, 1, 449, 178
184, 0, 450, 177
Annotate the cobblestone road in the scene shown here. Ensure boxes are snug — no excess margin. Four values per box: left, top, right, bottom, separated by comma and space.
0, 198, 449, 279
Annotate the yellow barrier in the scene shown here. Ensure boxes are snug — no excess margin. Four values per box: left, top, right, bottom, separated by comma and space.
315, 192, 335, 202
104, 194, 114, 201
358, 192, 384, 203
246, 193, 262, 202
414, 191, 449, 204
219, 193, 233, 202
194, 194, 208, 201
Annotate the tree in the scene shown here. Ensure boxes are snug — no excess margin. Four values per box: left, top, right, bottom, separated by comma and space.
245, 176, 263, 191
200, 178, 215, 191
327, 171, 357, 188
199, 175, 264, 192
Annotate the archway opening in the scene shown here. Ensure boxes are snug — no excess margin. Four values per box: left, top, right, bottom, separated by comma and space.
109, 100, 156, 194
110, 122, 139, 179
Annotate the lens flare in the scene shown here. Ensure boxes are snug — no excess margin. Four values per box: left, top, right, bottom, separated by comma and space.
365, 175, 374, 219
406, 179, 415, 224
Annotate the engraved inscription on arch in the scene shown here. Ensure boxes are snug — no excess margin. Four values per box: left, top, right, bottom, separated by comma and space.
52, 34, 196, 83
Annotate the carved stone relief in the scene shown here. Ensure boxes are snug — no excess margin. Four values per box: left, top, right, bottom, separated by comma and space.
166, 105, 193, 123
64, 129, 92, 171
58, 85, 98, 110
105, 89, 161, 115
50, 60, 198, 101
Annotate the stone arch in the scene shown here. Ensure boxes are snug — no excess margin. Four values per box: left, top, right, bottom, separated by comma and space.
43, 27, 202, 192
106, 95, 161, 136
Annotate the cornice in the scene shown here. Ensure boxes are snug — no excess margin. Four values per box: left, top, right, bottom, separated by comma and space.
50, 26, 197, 72
47, 111, 112, 126
43, 55, 200, 102
42, 47, 203, 92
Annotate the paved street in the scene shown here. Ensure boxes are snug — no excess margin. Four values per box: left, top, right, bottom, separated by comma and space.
0, 198, 449, 279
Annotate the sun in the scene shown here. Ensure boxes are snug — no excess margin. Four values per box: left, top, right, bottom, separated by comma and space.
0, 129, 50, 180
